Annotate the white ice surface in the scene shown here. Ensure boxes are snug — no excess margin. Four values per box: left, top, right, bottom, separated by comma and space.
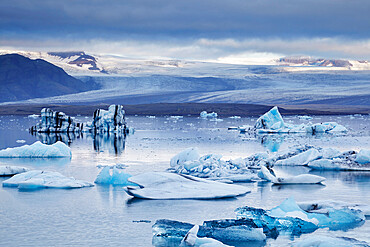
2, 170, 93, 189
258, 166, 325, 184
124, 172, 250, 200
0, 166, 29, 176
0, 141, 71, 158
181, 225, 232, 247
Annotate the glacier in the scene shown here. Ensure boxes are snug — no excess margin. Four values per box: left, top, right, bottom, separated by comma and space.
0, 165, 29, 176
2, 170, 94, 189
124, 172, 250, 199
258, 166, 325, 184
0, 141, 71, 158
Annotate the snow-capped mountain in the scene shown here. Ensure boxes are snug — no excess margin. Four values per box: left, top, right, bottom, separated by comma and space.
276, 56, 370, 71
0, 50, 369, 77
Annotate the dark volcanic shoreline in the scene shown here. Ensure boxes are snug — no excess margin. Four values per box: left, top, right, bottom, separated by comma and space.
0, 103, 368, 116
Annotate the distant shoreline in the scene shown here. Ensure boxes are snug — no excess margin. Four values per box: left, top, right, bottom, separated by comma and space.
0, 103, 368, 116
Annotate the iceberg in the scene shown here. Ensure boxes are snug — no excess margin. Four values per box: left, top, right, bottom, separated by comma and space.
267, 197, 365, 230
152, 218, 266, 246
169, 149, 260, 182
94, 166, 137, 186
0, 141, 71, 158
90, 105, 130, 134
29, 108, 83, 133
308, 149, 370, 171
2, 170, 94, 189
297, 200, 370, 217
258, 166, 325, 184
124, 172, 250, 199
180, 225, 232, 247
200, 111, 218, 119
274, 148, 321, 166
0, 165, 29, 176
252, 106, 347, 134
293, 235, 369, 247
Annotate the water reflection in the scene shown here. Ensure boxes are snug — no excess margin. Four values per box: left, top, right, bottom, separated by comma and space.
30, 131, 127, 155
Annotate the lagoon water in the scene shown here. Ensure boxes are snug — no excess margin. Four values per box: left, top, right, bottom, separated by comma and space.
0, 114, 369, 246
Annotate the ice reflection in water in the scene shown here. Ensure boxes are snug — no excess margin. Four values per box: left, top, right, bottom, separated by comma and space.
30, 131, 127, 155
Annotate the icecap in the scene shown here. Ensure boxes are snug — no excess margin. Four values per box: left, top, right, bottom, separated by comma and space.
258, 166, 325, 184
29, 108, 83, 133
89, 104, 130, 134
169, 148, 262, 182
293, 235, 369, 247
2, 170, 94, 189
200, 111, 218, 119
94, 166, 137, 186
180, 225, 232, 247
152, 218, 266, 246
0, 166, 29, 176
308, 149, 370, 171
124, 172, 250, 199
267, 197, 365, 230
252, 106, 347, 134
0, 141, 71, 158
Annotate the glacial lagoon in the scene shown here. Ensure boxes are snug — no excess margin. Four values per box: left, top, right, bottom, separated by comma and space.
0, 114, 369, 246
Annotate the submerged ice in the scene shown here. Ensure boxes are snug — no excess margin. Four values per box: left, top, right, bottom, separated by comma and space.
0, 141, 71, 158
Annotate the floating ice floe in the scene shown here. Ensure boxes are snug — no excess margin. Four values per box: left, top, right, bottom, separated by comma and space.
2, 170, 94, 189
169, 148, 263, 182
124, 172, 250, 199
251, 106, 347, 134
180, 225, 232, 247
200, 111, 218, 119
292, 235, 369, 247
89, 105, 131, 134
258, 166, 325, 184
307, 149, 370, 171
237, 197, 365, 231
0, 166, 29, 176
27, 114, 40, 119
95, 166, 137, 186
16, 139, 26, 143
0, 141, 71, 158
229, 116, 241, 119
29, 108, 83, 133
152, 218, 266, 247
298, 115, 313, 120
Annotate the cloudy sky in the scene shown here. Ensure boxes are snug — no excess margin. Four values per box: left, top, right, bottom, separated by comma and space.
0, 0, 369, 62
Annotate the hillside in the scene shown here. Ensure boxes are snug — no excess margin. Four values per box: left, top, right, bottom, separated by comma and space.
0, 54, 99, 102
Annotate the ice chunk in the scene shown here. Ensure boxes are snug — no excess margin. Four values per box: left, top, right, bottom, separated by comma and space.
298, 115, 312, 120
200, 111, 218, 119
258, 166, 325, 184
0, 166, 29, 176
2, 170, 93, 189
308, 150, 370, 171
170, 147, 200, 168
0, 141, 71, 158
293, 235, 369, 247
30, 108, 83, 133
297, 200, 370, 217
275, 148, 321, 166
253, 107, 347, 134
169, 149, 260, 182
255, 106, 284, 130
152, 218, 266, 245
27, 114, 40, 119
16, 140, 26, 143
268, 197, 365, 230
355, 149, 370, 164
94, 166, 137, 186
90, 105, 129, 134
181, 225, 232, 247
124, 172, 250, 199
